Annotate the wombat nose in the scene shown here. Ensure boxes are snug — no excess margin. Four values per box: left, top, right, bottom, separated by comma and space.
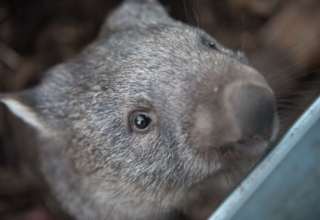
227, 84, 277, 140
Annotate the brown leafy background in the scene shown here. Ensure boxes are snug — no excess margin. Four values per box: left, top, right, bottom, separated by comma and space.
0, 0, 319, 219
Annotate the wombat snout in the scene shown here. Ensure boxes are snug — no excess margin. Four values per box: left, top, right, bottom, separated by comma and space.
191, 65, 277, 154
226, 83, 277, 141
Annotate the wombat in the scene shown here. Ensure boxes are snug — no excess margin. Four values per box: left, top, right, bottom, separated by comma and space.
0, 0, 278, 219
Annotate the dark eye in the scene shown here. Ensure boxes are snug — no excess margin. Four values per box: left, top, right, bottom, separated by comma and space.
201, 36, 218, 50
129, 111, 152, 132
208, 41, 217, 49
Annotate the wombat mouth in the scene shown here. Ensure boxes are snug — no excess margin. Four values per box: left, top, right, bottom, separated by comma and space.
194, 134, 273, 162
217, 114, 279, 161
191, 137, 272, 176
221, 136, 270, 157
196, 138, 272, 185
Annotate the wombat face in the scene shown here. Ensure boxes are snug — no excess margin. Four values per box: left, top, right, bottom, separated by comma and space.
0, 0, 278, 218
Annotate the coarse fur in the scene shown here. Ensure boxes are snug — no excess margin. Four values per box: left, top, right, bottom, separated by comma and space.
0, 0, 279, 219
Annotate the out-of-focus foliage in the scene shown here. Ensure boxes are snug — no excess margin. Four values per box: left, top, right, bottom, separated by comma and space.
0, 0, 319, 219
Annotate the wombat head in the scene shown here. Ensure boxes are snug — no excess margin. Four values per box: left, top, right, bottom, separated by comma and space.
1, 0, 278, 219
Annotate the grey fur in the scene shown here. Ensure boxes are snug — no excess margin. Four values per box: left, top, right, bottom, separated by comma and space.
1, 0, 277, 219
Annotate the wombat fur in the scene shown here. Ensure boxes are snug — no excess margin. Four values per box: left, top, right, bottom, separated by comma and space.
0, 0, 280, 219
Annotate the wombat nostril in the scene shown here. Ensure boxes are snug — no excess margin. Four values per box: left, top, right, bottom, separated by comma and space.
227, 84, 277, 140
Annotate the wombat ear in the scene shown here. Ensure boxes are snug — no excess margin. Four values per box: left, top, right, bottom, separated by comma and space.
100, 0, 171, 35
0, 93, 47, 134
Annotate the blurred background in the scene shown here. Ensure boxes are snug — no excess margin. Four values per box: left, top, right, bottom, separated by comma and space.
0, 0, 319, 219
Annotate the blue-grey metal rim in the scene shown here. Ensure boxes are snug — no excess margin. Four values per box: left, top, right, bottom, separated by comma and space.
209, 96, 320, 220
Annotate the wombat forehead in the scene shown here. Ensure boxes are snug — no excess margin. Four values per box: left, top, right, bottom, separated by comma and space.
79, 27, 225, 101
104, 27, 211, 75
67, 23, 231, 103
103, 24, 202, 56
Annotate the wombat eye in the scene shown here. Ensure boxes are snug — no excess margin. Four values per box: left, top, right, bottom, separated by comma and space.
208, 41, 217, 49
129, 111, 152, 132
201, 36, 218, 50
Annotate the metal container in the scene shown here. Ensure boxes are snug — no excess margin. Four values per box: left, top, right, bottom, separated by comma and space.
209, 97, 320, 220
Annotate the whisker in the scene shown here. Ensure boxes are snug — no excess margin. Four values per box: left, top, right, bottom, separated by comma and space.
190, 0, 201, 29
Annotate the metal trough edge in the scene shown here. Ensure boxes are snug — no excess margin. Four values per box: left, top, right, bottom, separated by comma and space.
208, 96, 320, 220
